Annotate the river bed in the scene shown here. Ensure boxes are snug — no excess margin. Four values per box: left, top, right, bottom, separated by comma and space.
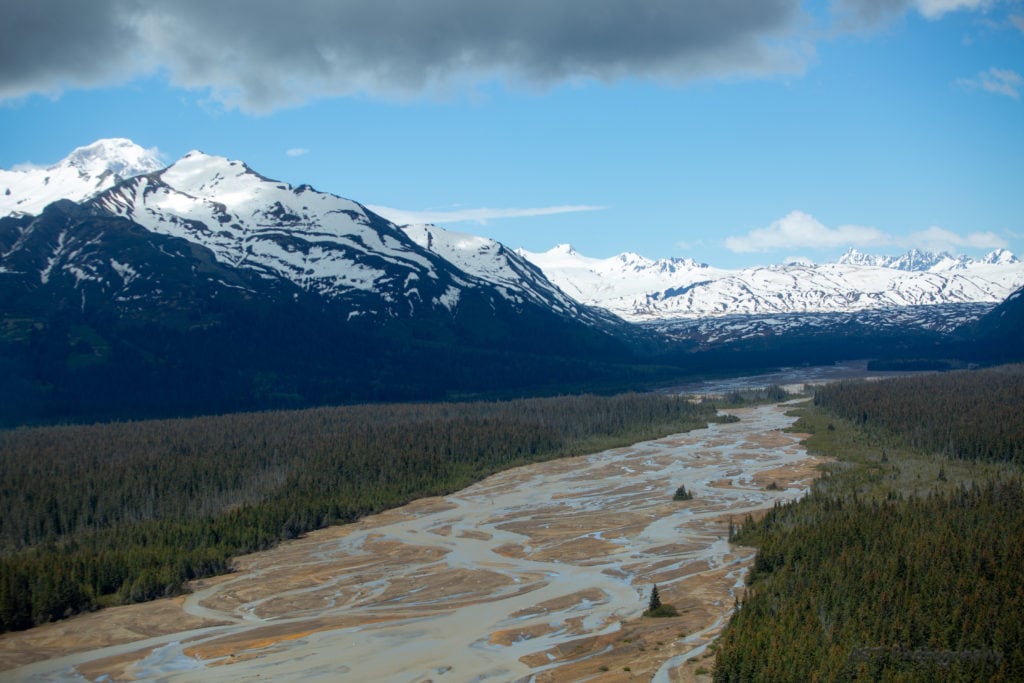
1, 402, 822, 682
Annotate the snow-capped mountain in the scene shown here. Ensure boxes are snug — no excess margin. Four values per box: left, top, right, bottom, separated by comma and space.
0, 141, 635, 423
648, 304, 996, 346
0, 139, 164, 217
7, 139, 1020, 331
519, 244, 1024, 322
83, 147, 613, 326
837, 247, 1019, 271
94, 151, 460, 318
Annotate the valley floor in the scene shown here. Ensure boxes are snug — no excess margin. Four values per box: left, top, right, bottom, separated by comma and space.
0, 403, 822, 682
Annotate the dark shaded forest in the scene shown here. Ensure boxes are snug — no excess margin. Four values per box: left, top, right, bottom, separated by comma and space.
0, 392, 726, 632
714, 365, 1024, 681
814, 364, 1024, 463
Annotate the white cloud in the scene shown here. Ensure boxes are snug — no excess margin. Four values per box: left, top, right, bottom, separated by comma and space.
957, 67, 1024, 99
905, 226, 1006, 252
980, 68, 1023, 99
1012, 14, 1024, 33
724, 210, 890, 253
914, 0, 992, 19
725, 210, 1007, 255
286, 147, 309, 157
11, 161, 46, 172
366, 204, 606, 226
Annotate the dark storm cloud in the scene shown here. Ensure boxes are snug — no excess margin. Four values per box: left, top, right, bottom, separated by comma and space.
1, 0, 808, 111
0, 1, 146, 98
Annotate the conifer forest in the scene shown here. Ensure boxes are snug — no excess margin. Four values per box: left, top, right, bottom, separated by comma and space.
0, 392, 724, 632
714, 364, 1024, 681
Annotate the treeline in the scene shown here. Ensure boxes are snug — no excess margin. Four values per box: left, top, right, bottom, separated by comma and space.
720, 385, 793, 405
714, 365, 1024, 681
814, 364, 1024, 463
0, 392, 723, 632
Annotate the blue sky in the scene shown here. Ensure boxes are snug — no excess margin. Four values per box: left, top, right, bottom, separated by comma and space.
1, 1, 1021, 268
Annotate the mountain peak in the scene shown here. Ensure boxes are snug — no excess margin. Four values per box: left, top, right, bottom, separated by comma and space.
890, 248, 952, 271
63, 138, 164, 179
836, 247, 1020, 272
617, 251, 651, 265
1, 138, 164, 217
984, 248, 1019, 265
171, 149, 246, 172
155, 150, 279, 202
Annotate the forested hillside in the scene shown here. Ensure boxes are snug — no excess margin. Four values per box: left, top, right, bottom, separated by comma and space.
714, 365, 1024, 681
0, 392, 724, 632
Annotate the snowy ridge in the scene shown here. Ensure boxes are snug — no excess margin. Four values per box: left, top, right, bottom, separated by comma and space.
1, 139, 619, 325
520, 245, 1024, 322
400, 225, 597, 319
0, 139, 163, 217
83, 146, 609, 322
97, 151, 439, 307
837, 247, 1019, 271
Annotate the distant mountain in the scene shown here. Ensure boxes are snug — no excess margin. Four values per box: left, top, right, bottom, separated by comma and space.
837, 247, 1018, 271
0, 139, 164, 217
519, 244, 1024, 323
648, 303, 995, 347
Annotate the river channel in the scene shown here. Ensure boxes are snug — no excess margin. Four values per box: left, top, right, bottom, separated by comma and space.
2, 401, 823, 682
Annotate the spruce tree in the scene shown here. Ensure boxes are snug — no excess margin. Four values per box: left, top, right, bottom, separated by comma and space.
644, 583, 677, 617
673, 485, 693, 501
649, 584, 662, 612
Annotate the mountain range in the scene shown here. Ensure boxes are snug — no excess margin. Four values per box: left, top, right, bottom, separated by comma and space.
519, 244, 1022, 322
6, 140, 1022, 326
2, 139, 1022, 424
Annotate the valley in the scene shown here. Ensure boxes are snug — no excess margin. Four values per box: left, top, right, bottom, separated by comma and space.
3, 0, 1023, 675
3, 140, 1023, 425
0, 402, 822, 682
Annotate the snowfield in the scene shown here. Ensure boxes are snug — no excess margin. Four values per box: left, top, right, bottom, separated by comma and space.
519, 243, 1023, 321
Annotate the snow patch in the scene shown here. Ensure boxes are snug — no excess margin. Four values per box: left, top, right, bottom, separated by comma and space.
436, 285, 461, 311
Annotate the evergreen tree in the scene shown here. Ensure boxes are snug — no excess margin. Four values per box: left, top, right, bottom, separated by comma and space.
644, 583, 678, 617
673, 485, 693, 501
649, 584, 662, 612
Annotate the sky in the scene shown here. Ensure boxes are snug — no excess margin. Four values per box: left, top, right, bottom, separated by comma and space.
1, 0, 1022, 268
